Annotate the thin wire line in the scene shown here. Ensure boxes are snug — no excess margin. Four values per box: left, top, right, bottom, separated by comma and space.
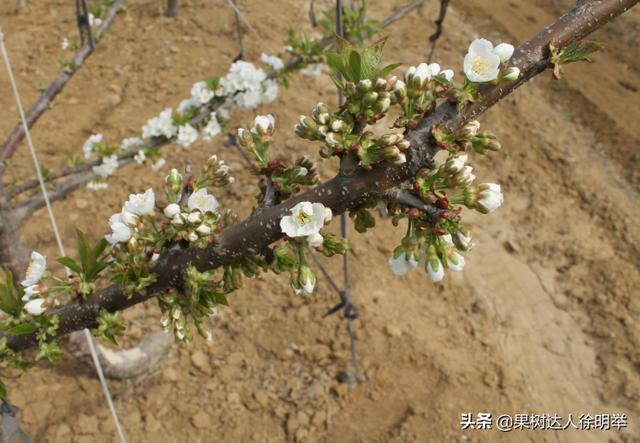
224, 0, 261, 39
0, 31, 127, 443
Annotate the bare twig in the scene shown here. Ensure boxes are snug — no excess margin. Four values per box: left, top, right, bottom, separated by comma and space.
380, 0, 425, 28
230, 0, 245, 61
427, 0, 449, 63
0, 0, 126, 171
6, 0, 635, 353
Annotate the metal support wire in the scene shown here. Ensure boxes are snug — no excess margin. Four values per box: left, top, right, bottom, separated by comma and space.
333, 0, 362, 384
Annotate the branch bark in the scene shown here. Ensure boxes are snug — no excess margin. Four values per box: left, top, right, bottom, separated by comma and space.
7, 0, 636, 352
0, 0, 126, 171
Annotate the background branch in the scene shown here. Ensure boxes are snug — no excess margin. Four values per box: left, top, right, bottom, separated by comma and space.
6, 0, 425, 202
8, 0, 635, 352
0, 0, 126, 171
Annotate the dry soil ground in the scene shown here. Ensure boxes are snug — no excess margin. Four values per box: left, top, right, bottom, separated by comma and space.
0, 0, 638, 442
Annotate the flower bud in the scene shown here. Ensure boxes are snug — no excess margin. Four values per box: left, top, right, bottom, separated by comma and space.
196, 224, 212, 235
446, 251, 465, 272
357, 79, 373, 92
187, 212, 203, 224
164, 203, 181, 218
462, 120, 480, 138
363, 91, 379, 106
237, 128, 254, 149
253, 114, 275, 137
475, 183, 504, 214
375, 77, 387, 90
330, 119, 349, 133
325, 132, 341, 147
188, 231, 199, 242
298, 264, 316, 294
307, 232, 324, 248
373, 97, 391, 113
379, 133, 402, 147
171, 214, 185, 226
503, 66, 520, 82
454, 228, 474, 251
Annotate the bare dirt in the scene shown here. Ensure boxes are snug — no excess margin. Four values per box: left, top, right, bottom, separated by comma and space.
0, 0, 638, 442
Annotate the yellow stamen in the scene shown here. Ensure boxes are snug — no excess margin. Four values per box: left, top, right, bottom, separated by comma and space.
294, 209, 312, 226
471, 57, 489, 74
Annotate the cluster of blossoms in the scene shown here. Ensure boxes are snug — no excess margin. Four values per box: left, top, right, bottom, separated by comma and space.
20, 252, 48, 316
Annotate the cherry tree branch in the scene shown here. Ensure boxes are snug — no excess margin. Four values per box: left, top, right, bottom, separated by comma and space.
0, 0, 126, 172
7, 0, 636, 352
5, 0, 425, 202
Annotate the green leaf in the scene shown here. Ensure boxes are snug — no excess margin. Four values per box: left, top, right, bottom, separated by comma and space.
0, 380, 5, 400
325, 52, 346, 78
360, 36, 388, 79
0, 269, 22, 317
8, 323, 37, 335
57, 257, 82, 274
76, 229, 90, 273
92, 237, 108, 261
348, 50, 362, 82
376, 62, 401, 78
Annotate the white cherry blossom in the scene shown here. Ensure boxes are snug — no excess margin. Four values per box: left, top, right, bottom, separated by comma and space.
123, 188, 155, 215
188, 188, 219, 213
280, 202, 327, 238
22, 252, 46, 287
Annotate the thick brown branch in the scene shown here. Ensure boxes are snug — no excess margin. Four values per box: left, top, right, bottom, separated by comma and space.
7, 0, 635, 352
0, 0, 126, 169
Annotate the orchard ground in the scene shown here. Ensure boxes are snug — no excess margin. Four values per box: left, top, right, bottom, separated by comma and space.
0, 0, 639, 442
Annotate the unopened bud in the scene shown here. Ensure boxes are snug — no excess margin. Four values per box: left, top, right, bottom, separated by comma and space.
363, 91, 379, 106
503, 66, 520, 82
357, 79, 373, 92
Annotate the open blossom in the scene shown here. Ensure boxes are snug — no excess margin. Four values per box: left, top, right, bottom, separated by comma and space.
426, 258, 445, 283
202, 114, 221, 141
134, 150, 146, 164
123, 188, 155, 215
260, 53, 284, 71
177, 98, 199, 114
92, 154, 119, 178
219, 60, 278, 109
24, 298, 47, 316
464, 39, 502, 82
252, 114, 275, 136
122, 136, 144, 151
300, 63, 322, 77
87, 181, 108, 191
22, 252, 46, 287
476, 183, 504, 213
177, 124, 198, 149
280, 201, 327, 238
83, 133, 102, 159
188, 188, 219, 213
151, 158, 166, 171
388, 254, 418, 276
191, 81, 214, 104
142, 108, 177, 139
105, 212, 133, 244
